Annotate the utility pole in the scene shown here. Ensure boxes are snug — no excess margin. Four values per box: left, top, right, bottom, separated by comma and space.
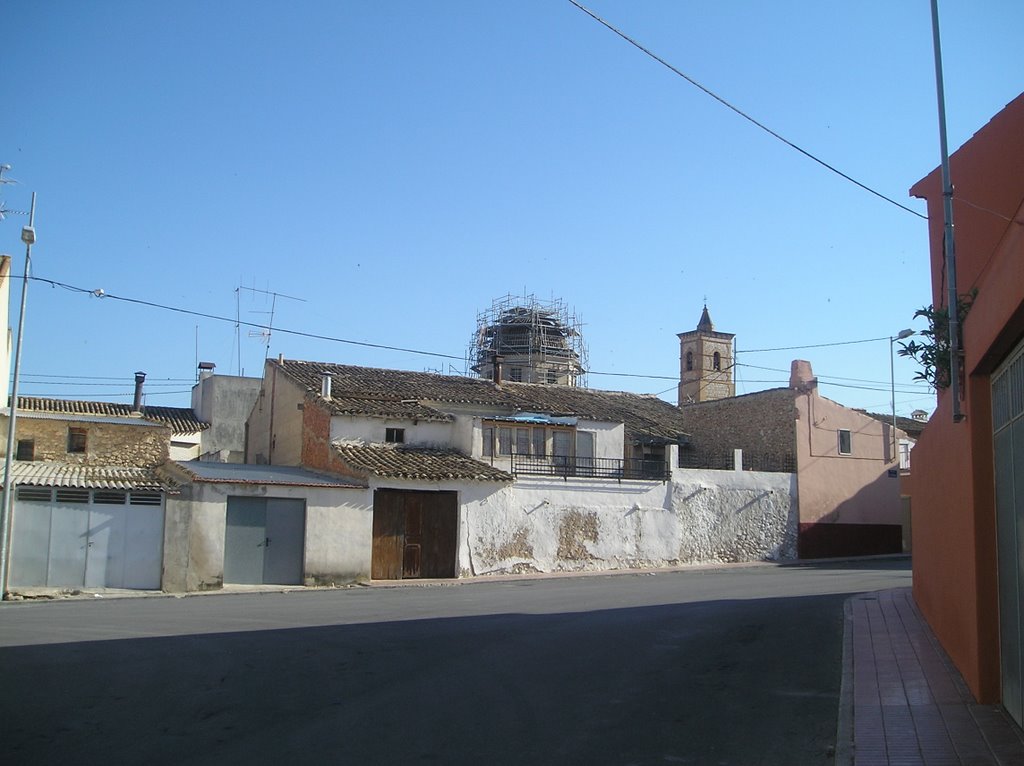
0, 192, 36, 598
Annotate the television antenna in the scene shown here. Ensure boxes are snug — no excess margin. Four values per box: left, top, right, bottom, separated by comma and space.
234, 283, 306, 375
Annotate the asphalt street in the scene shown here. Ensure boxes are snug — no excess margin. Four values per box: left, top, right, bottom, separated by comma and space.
0, 559, 910, 765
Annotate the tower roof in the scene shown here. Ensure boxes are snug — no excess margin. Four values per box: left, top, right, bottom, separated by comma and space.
697, 305, 714, 332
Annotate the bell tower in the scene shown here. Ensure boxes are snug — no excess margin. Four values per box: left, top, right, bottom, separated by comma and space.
677, 305, 735, 405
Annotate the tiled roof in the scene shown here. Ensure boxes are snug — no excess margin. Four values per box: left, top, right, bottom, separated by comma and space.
175, 461, 364, 488
326, 396, 453, 423
276, 359, 689, 441
500, 382, 690, 442
16, 397, 209, 435
3, 461, 178, 491
279, 359, 518, 406
332, 443, 513, 482
860, 411, 927, 439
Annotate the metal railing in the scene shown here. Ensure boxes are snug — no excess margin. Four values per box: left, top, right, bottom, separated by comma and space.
510, 453, 670, 482
677, 449, 795, 473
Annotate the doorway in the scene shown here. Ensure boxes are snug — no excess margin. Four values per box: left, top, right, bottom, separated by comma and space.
371, 490, 458, 580
224, 497, 306, 585
993, 339, 1024, 727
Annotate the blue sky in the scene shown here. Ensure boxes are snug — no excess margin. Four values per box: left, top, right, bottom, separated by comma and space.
2, 1, 1021, 416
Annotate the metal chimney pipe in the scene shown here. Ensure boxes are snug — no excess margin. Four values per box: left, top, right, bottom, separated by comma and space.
132, 371, 146, 412
321, 373, 332, 399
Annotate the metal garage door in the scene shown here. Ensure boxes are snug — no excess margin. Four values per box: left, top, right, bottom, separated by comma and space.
223, 497, 305, 585
993, 339, 1024, 727
9, 486, 165, 590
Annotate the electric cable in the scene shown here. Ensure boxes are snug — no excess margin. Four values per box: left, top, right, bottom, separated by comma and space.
567, 0, 928, 220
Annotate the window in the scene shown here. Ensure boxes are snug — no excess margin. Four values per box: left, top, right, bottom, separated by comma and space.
67, 427, 87, 454
515, 428, 530, 455
838, 429, 852, 455
898, 441, 911, 470
15, 439, 34, 461
552, 430, 572, 464
546, 369, 557, 385
483, 426, 494, 457
686, 351, 694, 371
498, 427, 513, 455
532, 427, 546, 457
385, 427, 405, 444
576, 431, 595, 475
509, 367, 523, 382
713, 351, 722, 371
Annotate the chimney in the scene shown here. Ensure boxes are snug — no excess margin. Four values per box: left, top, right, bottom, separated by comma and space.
789, 360, 817, 393
493, 354, 504, 385
198, 361, 216, 381
321, 373, 332, 399
132, 371, 146, 412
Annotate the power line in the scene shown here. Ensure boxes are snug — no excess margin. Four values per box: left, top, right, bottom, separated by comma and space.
740, 336, 890, 353
30, 276, 467, 362
20, 373, 194, 382
737, 362, 932, 391
567, 0, 928, 220
29, 273, 931, 398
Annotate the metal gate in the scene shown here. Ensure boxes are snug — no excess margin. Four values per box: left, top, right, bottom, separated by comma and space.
223, 497, 306, 585
993, 338, 1024, 727
9, 486, 165, 589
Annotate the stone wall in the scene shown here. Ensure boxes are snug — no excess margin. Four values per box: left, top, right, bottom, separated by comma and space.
7, 416, 169, 466
678, 388, 797, 465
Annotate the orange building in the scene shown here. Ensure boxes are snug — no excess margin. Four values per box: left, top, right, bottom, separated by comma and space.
907, 92, 1024, 725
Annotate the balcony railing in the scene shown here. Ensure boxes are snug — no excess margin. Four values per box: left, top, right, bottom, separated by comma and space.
509, 453, 670, 482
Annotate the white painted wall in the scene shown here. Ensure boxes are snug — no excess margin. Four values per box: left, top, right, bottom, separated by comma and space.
329, 415, 453, 447
162, 481, 371, 592
458, 467, 796, 576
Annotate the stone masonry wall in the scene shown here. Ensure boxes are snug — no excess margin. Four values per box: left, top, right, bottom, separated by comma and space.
8, 417, 170, 467
679, 388, 797, 462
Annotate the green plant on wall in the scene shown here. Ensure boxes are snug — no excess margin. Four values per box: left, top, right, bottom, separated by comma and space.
898, 290, 977, 389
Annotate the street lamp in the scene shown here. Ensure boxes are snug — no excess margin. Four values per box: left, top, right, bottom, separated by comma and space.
890, 328, 915, 465
0, 191, 36, 599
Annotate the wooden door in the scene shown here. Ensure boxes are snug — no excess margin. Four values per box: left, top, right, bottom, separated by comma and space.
372, 490, 458, 580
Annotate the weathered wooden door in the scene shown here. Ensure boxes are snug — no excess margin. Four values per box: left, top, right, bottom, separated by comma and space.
371, 490, 458, 580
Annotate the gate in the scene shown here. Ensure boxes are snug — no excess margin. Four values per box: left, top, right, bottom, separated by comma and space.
993, 339, 1024, 727
371, 490, 457, 580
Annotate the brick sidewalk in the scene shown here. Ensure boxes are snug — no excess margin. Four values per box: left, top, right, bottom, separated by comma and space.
838, 588, 1024, 765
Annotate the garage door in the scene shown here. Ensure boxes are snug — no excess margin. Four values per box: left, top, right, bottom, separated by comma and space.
223, 497, 306, 585
372, 490, 458, 580
9, 486, 165, 590
993, 338, 1024, 728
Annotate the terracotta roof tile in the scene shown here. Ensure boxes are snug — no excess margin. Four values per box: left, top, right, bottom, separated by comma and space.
16, 397, 209, 435
277, 359, 689, 442
332, 443, 513, 482
326, 396, 453, 423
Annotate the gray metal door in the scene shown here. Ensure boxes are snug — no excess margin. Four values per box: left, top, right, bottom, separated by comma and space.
224, 497, 305, 585
993, 340, 1024, 727
9, 489, 164, 589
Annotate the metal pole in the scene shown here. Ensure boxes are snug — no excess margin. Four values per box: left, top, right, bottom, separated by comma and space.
930, 0, 964, 422
890, 336, 898, 462
0, 192, 35, 598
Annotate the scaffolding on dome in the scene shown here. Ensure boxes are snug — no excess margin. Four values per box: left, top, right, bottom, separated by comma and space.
469, 294, 588, 387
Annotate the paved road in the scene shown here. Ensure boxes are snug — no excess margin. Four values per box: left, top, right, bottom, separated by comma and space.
1, 559, 910, 765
